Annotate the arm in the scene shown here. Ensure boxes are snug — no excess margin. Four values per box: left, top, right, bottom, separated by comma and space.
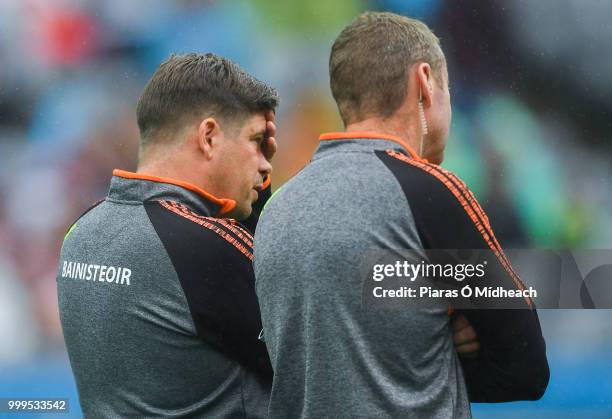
377, 150, 549, 402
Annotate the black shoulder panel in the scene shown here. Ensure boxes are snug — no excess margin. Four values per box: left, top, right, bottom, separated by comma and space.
144, 199, 272, 379
375, 149, 490, 250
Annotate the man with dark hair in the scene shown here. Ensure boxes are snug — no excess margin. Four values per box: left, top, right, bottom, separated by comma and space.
57, 53, 278, 417
254, 11, 549, 418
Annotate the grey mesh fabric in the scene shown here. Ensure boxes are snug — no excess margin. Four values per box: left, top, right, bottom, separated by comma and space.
254, 137, 471, 419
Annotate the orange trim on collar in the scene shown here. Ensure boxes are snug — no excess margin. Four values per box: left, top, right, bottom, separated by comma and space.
112, 169, 236, 215
319, 131, 422, 160
261, 175, 272, 190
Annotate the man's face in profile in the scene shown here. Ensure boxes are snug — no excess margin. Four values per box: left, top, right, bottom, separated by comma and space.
213, 113, 272, 219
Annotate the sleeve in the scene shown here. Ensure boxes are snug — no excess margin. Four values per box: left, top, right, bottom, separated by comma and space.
377, 150, 549, 402
145, 200, 272, 378
241, 175, 272, 234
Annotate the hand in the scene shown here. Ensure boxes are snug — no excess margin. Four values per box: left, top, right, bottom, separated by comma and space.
452, 314, 480, 359
262, 110, 277, 162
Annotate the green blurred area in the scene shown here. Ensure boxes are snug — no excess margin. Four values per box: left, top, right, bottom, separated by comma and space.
251, 0, 364, 35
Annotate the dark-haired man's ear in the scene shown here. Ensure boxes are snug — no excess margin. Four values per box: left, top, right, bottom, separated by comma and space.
416, 63, 434, 108
198, 117, 220, 160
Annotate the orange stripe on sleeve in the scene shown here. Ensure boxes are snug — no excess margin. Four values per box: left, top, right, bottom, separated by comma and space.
159, 200, 253, 260
440, 169, 523, 284
163, 200, 254, 247
386, 150, 532, 308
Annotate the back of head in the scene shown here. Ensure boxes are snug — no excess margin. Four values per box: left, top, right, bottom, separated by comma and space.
329, 11, 445, 125
136, 53, 278, 154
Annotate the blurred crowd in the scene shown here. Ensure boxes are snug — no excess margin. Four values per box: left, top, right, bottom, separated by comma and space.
0, 0, 610, 416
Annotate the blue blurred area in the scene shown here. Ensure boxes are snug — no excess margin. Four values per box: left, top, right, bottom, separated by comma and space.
0, 353, 82, 419
0, 0, 610, 416
474, 348, 612, 418
2, 314, 610, 418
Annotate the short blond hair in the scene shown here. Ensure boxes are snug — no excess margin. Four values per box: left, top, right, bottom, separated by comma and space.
329, 11, 445, 125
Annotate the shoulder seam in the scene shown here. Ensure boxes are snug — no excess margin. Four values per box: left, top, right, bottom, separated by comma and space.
382, 149, 532, 308
63, 199, 105, 240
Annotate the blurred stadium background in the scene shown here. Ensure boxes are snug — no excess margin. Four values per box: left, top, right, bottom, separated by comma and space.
0, 0, 610, 417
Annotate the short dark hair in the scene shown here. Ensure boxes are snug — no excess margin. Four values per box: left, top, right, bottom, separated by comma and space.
136, 53, 279, 147
329, 12, 445, 125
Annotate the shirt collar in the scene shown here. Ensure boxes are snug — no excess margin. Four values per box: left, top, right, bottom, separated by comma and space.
108, 169, 236, 216
318, 131, 424, 161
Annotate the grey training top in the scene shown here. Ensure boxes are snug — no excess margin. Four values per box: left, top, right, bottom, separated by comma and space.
254, 135, 471, 419
254, 133, 549, 418
57, 170, 272, 418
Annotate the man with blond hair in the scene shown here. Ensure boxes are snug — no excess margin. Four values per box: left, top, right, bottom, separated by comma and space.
254, 12, 549, 418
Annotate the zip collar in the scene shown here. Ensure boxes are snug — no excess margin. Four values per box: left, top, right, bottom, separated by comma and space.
111, 169, 236, 215
319, 131, 425, 162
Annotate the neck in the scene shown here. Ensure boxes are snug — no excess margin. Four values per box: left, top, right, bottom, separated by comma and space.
345, 115, 423, 157
137, 149, 209, 193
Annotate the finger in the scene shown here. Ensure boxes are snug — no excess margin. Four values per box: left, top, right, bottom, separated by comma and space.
453, 324, 477, 346
265, 109, 276, 123
263, 136, 278, 161
451, 314, 470, 332
456, 341, 480, 354
266, 120, 277, 138
456, 341, 480, 358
